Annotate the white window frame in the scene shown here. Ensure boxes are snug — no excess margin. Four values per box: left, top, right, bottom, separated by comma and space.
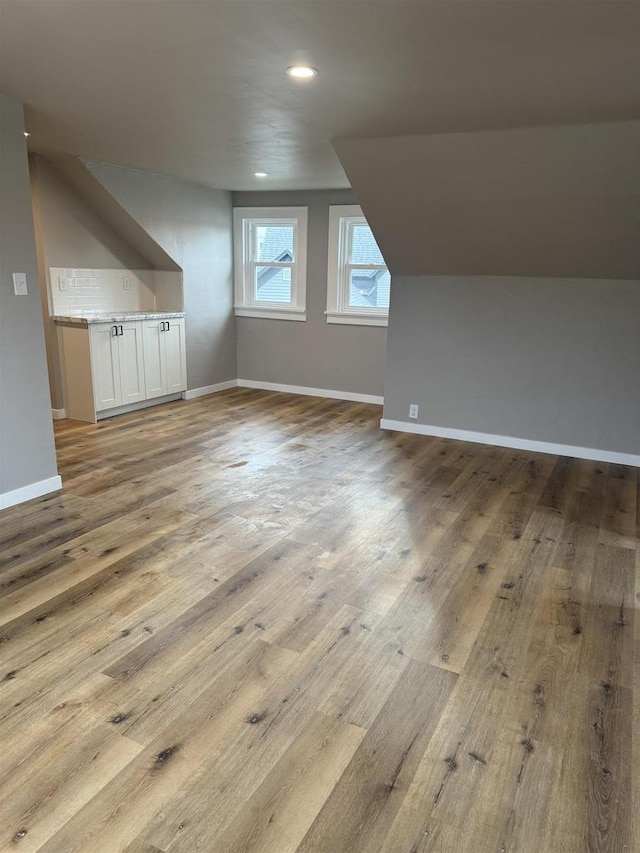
326, 205, 389, 327
233, 207, 308, 321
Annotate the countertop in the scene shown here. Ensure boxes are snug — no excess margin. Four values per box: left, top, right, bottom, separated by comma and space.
53, 311, 185, 326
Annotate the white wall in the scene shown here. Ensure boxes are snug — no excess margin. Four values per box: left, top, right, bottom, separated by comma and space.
47, 267, 156, 316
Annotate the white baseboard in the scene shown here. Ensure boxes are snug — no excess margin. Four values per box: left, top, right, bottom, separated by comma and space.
96, 393, 182, 421
51, 408, 66, 420
380, 418, 640, 467
238, 379, 383, 406
182, 380, 238, 400
0, 475, 63, 510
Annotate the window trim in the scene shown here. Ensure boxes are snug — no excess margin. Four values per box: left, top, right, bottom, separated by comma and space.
233, 207, 308, 321
326, 205, 389, 327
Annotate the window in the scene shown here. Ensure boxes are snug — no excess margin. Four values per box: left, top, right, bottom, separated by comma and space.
233, 207, 308, 320
326, 205, 389, 326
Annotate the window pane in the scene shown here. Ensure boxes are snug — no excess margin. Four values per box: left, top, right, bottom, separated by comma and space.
255, 225, 294, 262
351, 224, 384, 265
348, 268, 390, 309
255, 265, 293, 303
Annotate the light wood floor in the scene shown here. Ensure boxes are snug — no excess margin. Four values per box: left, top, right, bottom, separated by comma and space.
1, 389, 638, 853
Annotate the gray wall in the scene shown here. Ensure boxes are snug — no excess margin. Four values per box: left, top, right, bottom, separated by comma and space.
0, 95, 59, 497
30, 154, 151, 409
383, 275, 640, 456
31, 155, 148, 270
86, 160, 236, 390
45, 153, 180, 271
232, 190, 387, 397
336, 121, 640, 280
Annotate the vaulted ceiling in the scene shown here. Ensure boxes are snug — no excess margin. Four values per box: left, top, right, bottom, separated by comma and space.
1, 1, 638, 190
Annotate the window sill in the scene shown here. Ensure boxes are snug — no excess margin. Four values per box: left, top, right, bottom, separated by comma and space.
325, 311, 388, 327
235, 307, 306, 322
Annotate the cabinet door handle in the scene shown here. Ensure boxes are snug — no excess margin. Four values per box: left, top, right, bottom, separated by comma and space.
118, 325, 124, 336
166, 320, 170, 331
160, 321, 166, 332
112, 325, 118, 336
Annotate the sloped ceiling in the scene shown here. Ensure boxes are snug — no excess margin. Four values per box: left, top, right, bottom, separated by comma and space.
336, 121, 640, 280
0, 0, 638, 190
44, 154, 181, 270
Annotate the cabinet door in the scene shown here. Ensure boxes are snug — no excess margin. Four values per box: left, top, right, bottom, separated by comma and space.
90, 324, 121, 410
119, 321, 146, 405
142, 320, 166, 399
163, 318, 187, 394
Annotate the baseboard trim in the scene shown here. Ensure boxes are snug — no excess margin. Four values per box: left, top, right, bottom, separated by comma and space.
0, 475, 63, 510
238, 379, 383, 406
182, 380, 238, 400
96, 394, 182, 421
51, 408, 66, 420
380, 419, 640, 467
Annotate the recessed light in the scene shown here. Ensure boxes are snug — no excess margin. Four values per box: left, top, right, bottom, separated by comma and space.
286, 65, 318, 80
254, 172, 269, 178
23, 131, 30, 138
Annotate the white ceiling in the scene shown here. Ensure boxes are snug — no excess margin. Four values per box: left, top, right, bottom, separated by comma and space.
1, 1, 638, 191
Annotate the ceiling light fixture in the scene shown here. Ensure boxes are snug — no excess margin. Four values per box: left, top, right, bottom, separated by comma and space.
254, 172, 269, 178
286, 65, 318, 80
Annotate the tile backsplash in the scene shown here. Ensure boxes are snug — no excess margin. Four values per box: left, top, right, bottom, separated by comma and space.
48, 268, 157, 316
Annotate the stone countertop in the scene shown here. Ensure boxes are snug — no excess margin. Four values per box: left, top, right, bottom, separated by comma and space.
53, 311, 185, 326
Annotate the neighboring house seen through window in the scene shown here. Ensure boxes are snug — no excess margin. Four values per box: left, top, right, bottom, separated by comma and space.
326, 205, 389, 326
233, 207, 308, 320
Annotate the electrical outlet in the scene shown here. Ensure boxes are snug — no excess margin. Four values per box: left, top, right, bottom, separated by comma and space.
409, 403, 419, 419
123, 277, 131, 291
12, 272, 28, 296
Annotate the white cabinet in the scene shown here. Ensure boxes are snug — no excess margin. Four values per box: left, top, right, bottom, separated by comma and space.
141, 320, 165, 399
90, 323, 121, 410
89, 321, 146, 411
164, 319, 187, 394
119, 322, 147, 405
142, 317, 186, 399
58, 314, 186, 422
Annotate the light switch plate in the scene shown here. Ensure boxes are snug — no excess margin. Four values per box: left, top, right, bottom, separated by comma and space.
12, 273, 28, 296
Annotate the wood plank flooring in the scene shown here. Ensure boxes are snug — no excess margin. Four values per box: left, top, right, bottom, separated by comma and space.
0, 388, 638, 853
